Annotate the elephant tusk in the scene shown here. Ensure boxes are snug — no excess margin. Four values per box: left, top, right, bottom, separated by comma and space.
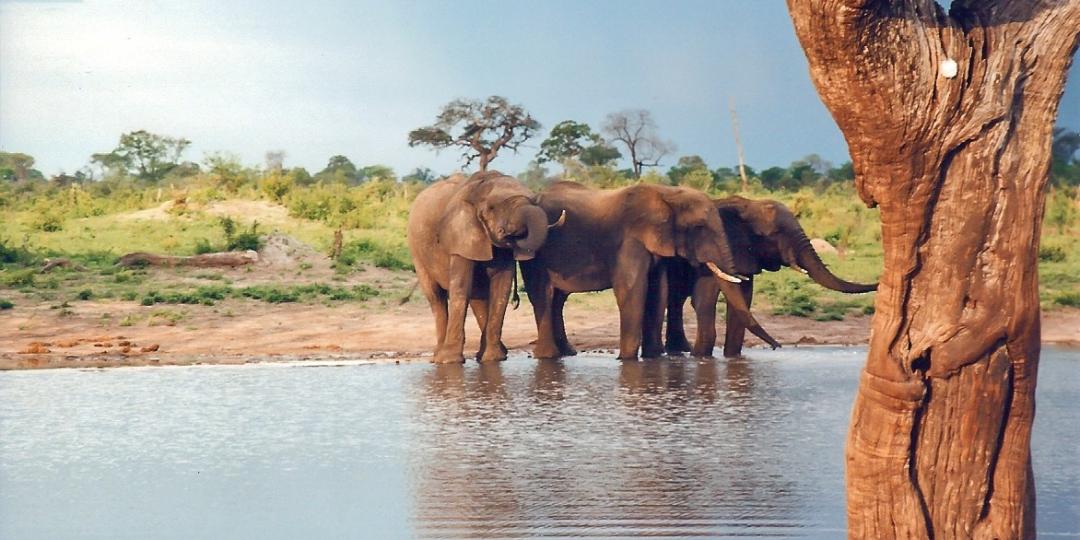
548, 210, 566, 229
706, 262, 743, 283
790, 263, 809, 274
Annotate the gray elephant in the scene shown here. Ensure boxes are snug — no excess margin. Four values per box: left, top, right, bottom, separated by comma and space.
521, 182, 779, 361
665, 195, 877, 357
407, 171, 564, 364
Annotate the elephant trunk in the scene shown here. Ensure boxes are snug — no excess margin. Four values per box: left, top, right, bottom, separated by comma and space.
717, 279, 780, 350
793, 234, 877, 293
712, 221, 742, 277
511, 205, 550, 261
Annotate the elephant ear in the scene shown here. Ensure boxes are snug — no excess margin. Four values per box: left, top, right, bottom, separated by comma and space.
743, 201, 781, 237
628, 188, 676, 257
438, 201, 493, 261
717, 203, 765, 275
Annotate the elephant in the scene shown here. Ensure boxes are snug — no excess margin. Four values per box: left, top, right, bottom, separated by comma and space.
521, 182, 779, 361
665, 195, 878, 358
407, 171, 565, 364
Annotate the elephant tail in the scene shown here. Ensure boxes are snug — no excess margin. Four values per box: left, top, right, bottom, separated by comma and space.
511, 268, 521, 310
398, 279, 419, 305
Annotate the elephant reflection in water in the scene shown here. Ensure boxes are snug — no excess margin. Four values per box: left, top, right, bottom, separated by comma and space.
612, 357, 801, 523
616, 357, 758, 406
529, 359, 567, 402
410, 359, 799, 537
411, 362, 519, 539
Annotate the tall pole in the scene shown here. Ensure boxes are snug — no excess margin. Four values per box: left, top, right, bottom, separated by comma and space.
728, 97, 750, 192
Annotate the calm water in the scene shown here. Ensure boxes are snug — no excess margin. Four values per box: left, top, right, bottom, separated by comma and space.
1, 347, 1077, 539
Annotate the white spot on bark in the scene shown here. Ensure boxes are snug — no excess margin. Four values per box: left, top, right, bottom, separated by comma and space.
940, 58, 958, 79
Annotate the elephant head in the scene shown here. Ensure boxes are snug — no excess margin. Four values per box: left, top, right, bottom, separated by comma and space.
633, 185, 744, 282
637, 186, 781, 349
715, 196, 876, 293
440, 171, 565, 262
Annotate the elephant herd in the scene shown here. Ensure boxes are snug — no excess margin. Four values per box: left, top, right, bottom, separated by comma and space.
407, 170, 876, 364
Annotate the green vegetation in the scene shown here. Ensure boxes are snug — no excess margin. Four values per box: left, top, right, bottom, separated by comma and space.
138, 283, 379, 306
2, 127, 1077, 318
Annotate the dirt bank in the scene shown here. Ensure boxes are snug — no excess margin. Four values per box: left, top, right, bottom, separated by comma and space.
2, 298, 1077, 370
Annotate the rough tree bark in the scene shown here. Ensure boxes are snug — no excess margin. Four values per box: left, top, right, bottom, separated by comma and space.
787, 1, 1079, 538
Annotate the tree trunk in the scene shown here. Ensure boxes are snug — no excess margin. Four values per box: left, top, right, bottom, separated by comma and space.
787, 1, 1079, 538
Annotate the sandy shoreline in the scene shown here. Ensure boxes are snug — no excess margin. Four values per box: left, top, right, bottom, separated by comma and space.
2, 299, 1077, 370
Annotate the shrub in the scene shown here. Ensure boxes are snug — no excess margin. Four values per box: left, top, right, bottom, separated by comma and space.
1054, 292, 1080, 307
225, 221, 262, 252
1039, 245, 1067, 262
32, 213, 64, 232
1, 269, 35, 287
337, 239, 413, 271
0, 238, 37, 266
76, 289, 93, 301
0, 299, 13, 310
193, 238, 215, 255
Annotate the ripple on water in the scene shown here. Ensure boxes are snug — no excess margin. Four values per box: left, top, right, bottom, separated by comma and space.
0, 347, 1077, 539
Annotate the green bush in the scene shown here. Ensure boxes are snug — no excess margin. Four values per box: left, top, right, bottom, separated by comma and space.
1039, 245, 1067, 262
32, 213, 64, 232
0, 299, 13, 309
1, 268, 36, 287
0, 238, 37, 266
223, 219, 262, 252
227, 230, 262, 252
76, 289, 93, 300
194, 238, 215, 255
1054, 292, 1080, 307
337, 239, 413, 271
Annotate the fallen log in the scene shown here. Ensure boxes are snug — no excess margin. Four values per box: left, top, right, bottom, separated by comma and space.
118, 250, 258, 268
40, 258, 84, 272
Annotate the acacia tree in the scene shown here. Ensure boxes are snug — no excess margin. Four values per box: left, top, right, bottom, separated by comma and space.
787, 1, 1079, 537
408, 96, 540, 172
536, 120, 621, 168
601, 109, 674, 178
92, 130, 191, 182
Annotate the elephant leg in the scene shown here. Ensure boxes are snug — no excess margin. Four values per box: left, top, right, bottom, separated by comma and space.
723, 276, 754, 358
664, 262, 692, 353
435, 255, 474, 364
470, 297, 489, 360
552, 290, 577, 356
665, 292, 692, 353
613, 252, 650, 361
417, 269, 449, 349
690, 274, 721, 357
478, 265, 513, 363
524, 266, 561, 359
641, 263, 667, 358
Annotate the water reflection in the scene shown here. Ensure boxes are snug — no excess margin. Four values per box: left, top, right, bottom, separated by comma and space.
2, 348, 1075, 539
410, 356, 807, 538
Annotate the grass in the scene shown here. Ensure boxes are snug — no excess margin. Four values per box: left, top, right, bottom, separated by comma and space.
1, 178, 1077, 319
138, 283, 380, 306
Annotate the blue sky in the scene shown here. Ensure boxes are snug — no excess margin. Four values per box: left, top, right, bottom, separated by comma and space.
1, 0, 1077, 177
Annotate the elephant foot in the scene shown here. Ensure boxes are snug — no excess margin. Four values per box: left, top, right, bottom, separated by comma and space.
690, 345, 715, 358
478, 342, 508, 363
665, 337, 692, 354
533, 342, 562, 360
557, 343, 578, 357
641, 344, 665, 359
432, 348, 466, 364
